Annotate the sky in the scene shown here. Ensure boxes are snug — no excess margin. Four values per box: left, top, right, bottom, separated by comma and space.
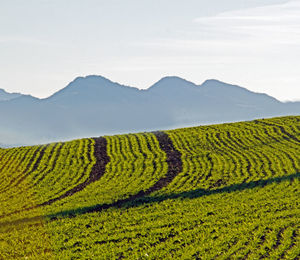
0, 0, 299, 101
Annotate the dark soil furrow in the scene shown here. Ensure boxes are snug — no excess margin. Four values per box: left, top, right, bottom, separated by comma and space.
1, 132, 182, 220
81, 131, 183, 214
44, 139, 93, 199
0, 137, 109, 218
34, 131, 182, 217
144, 131, 182, 193
38, 137, 109, 206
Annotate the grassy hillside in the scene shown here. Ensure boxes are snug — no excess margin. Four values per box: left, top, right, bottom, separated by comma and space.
0, 116, 299, 259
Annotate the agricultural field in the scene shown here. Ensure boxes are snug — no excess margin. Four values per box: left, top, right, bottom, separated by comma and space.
0, 116, 299, 259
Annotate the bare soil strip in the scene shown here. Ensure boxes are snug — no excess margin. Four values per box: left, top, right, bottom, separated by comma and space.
0, 131, 183, 223
83, 131, 183, 214
39, 137, 109, 206
148, 131, 183, 192
0, 137, 109, 218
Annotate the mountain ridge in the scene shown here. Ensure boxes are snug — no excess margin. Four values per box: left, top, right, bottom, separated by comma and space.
0, 75, 299, 146
0, 88, 23, 101
1, 75, 295, 103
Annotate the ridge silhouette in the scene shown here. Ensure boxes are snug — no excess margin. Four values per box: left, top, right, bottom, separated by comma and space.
1, 75, 299, 146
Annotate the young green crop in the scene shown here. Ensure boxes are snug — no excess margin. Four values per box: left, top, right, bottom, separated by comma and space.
0, 115, 299, 259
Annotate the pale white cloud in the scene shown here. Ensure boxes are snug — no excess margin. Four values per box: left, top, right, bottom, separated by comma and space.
135, 1, 300, 50
193, 0, 300, 41
0, 0, 299, 101
125, 1, 300, 101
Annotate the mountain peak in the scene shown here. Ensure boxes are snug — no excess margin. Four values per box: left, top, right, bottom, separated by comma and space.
148, 76, 197, 91
201, 79, 252, 92
64, 75, 116, 91
202, 79, 234, 87
158, 76, 195, 84
46, 74, 140, 101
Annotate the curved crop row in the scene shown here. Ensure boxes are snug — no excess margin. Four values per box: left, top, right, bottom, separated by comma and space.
0, 138, 96, 221
0, 116, 299, 259
157, 117, 300, 196
38, 132, 170, 217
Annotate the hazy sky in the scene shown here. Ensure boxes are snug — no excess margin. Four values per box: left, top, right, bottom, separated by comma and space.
0, 0, 299, 101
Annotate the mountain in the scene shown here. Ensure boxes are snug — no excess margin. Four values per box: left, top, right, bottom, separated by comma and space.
0, 75, 299, 146
0, 88, 22, 101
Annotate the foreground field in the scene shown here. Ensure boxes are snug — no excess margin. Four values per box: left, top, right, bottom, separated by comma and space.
0, 116, 299, 259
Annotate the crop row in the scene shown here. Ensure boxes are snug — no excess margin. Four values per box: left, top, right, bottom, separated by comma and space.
38, 133, 169, 217
0, 116, 299, 259
0, 138, 95, 221
0, 132, 171, 221
3, 168, 297, 259
157, 117, 300, 196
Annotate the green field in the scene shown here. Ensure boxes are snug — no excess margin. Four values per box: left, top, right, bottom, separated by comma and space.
0, 116, 299, 259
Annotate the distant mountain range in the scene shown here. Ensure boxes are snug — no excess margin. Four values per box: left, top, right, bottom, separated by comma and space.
0, 88, 22, 101
1, 75, 299, 146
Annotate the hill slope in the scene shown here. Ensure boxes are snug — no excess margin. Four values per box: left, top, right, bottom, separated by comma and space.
0, 116, 299, 259
1, 75, 299, 146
